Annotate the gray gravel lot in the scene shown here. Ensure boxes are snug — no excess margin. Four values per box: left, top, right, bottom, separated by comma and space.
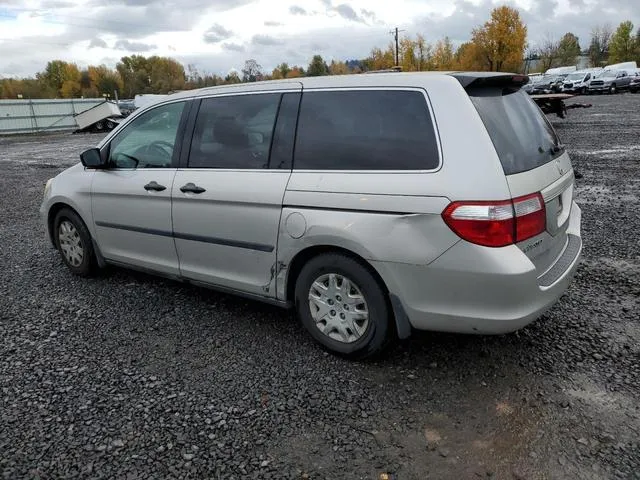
1, 93, 639, 480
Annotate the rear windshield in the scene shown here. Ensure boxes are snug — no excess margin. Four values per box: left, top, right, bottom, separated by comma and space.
469, 88, 563, 175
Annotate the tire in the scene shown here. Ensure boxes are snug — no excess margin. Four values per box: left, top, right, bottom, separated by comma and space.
580, 86, 586, 95
294, 253, 392, 359
53, 208, 98, 277
609, 84, 617, 94
106, 120, 116, 130
94, 121, 104, 131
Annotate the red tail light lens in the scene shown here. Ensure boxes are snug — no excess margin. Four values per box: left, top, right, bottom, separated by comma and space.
442, 193, 546, 248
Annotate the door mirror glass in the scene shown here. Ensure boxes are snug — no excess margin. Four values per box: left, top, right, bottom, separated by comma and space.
80, 148, 105, 168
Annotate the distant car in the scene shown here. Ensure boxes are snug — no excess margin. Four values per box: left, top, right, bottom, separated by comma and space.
40, 72, 582, 358
531, 75, 565, 94
588, 70, 632, 94
629, 71, 640, 93
562, 71, 598, 94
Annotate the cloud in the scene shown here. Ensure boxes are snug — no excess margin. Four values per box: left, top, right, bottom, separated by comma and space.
264, 20, 283, 27
333, 4, 363, 22
40, 0, 76, 7
222, 42, 245, 52
203, 23, 234, 43
88, 37, 108, 48
114, 39, 156, 52
289, 5, 307, 15
251, 34, 284, 46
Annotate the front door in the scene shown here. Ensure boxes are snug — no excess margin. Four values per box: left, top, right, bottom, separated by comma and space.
172, 88, 301, 297
92, 100, 188, 275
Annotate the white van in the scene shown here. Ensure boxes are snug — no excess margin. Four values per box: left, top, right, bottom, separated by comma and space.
562, 69, 602, 94
545, 66, 577, 76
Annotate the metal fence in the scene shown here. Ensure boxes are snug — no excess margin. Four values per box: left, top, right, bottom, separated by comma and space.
0, 98, 106, 135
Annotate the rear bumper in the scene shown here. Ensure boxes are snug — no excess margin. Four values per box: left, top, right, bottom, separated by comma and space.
374, 202, 582, 335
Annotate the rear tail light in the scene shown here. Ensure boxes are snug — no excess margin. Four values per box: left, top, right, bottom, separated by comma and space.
442, 193, 546, 248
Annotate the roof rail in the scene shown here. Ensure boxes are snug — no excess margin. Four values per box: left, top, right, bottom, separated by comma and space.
363, 66, 402, 74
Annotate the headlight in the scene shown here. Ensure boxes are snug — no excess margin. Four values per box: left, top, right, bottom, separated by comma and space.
44, 178, 53, 197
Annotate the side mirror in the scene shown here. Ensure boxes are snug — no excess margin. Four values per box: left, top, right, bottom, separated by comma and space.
80, 148, 106, 169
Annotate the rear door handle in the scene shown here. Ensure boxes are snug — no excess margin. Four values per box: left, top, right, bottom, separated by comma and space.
180, 183, 206, 194
144, 181, 166, 192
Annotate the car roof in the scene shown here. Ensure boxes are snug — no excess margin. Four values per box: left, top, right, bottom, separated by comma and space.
166, 71, 525, 101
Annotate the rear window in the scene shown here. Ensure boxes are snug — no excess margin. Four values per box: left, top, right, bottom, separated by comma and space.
294, 90, 440, 170
469, 88, 563, 175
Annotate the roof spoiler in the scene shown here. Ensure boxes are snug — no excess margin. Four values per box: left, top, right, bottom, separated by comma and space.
449, 73, 529, 89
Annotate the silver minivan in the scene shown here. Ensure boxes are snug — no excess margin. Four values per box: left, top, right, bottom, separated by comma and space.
41, 72, 582, 358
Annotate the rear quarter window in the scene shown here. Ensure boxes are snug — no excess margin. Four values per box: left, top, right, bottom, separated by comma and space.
469, 88, 563, 175
293, 90, 440, 170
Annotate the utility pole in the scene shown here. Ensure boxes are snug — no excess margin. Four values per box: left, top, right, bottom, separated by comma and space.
389, 27, 405, 67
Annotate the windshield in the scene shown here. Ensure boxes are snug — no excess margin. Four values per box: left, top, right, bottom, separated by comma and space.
598, 71, 617, 79
469, 87, 563, 175
565, 73, 585, 81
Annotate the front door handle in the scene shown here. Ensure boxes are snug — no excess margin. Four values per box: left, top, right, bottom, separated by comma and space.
180, 183, 206, 194
144, 181, 166, 192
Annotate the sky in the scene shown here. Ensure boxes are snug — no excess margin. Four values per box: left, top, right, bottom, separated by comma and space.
0, 0, 638, 77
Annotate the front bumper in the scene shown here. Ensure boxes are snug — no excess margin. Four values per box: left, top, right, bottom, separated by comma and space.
588, 85, 610, 92
374, 202, 582, 335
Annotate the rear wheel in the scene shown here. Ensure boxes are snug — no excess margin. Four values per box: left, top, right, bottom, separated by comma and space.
106, 120, 116, 130
295, 253, 392, 359
54, 208, 97, 277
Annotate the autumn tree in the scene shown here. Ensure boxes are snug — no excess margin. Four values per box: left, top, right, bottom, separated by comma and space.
431, 37, 455, 70
116, 55, 151, 97
88, 65, 124, 97
37, 60, 82, 97
453, 42, 483, 70
470, 6, 527, 72
588, 25, 612, 67
328, 60, 349, 75
609, 21, 635, 63
366, 45, 395, 71
286, 66, 305, 78
399, 38, 419, 71
307, 55, 329, 76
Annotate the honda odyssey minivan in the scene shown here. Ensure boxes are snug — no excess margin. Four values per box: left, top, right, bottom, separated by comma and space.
41, 72, 582, 358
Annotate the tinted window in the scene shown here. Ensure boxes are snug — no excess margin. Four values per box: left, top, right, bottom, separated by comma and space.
294, 90, 439, 170
469, 88, 562, 175
269, 93, 300, 169
109, 101, 185, 168
189, 93, 281, 169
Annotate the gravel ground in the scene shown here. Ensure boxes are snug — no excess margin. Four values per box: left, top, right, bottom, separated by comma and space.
1, 93, 639, 480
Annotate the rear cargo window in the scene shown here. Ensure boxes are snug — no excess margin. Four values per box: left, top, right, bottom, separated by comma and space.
294, 90, 440, 170
469, 88, 563, 175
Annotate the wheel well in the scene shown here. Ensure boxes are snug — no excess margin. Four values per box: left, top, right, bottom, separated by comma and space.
47, 203, 80, 246
286, 245, 392, 302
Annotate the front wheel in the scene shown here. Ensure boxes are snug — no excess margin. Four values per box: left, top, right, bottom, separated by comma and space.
580, 86, 586, 95
295, 253, 392, 359
609, 84, 617, 94
54, 208, 97, 277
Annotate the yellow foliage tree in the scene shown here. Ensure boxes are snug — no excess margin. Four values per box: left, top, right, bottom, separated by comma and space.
470, 6, 527, 72
328, 60, 349, 75
432, 37, 455, 70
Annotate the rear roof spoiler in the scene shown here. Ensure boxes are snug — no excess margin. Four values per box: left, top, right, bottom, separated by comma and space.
448, 72, 529, 89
